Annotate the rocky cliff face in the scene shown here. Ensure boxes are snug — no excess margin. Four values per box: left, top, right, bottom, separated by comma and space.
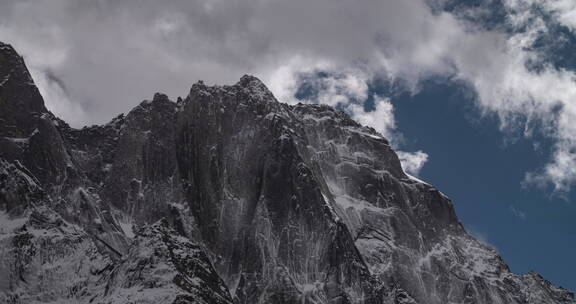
0, 41, 574, 304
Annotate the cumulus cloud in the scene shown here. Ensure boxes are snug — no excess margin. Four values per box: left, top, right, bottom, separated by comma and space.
397, 151, 429, 177
439, 0, 576, 194
0, 0, 461, 126
0, 0, 575, 193
352, 98, 430, 177
351, 96, 397, 141
513, 0, 576, 31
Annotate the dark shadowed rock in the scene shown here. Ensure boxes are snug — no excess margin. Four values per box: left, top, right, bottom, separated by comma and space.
0, 42, 48, 138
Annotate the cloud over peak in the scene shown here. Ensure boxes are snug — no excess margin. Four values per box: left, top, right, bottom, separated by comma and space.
1, 0, 575, 193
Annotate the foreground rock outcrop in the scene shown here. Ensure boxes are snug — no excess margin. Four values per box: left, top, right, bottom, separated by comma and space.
0, 41, 574, 304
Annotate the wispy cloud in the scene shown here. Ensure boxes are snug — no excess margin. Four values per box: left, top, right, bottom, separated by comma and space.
466, 226, 497, 249
351, 96, 396, 143
397, 151, 429, 177
510, 205, 528, 220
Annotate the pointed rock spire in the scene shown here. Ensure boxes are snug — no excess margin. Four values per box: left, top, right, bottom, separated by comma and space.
0, 41, 49, 137
236, 74, 277, 103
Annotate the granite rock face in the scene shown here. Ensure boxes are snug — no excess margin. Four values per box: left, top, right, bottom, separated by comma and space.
0, 41, 574, 304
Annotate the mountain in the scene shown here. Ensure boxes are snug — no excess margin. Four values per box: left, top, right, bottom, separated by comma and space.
0, 41, 573, 304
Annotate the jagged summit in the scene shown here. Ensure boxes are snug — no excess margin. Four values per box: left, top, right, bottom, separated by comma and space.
0, 41, 49, 138
0, 41, 24, 66
1, 42, 574, 304
187, 74, 277, 106
235, 74, 278, 103
237, 74, 267, 89
152, 92, 171, 103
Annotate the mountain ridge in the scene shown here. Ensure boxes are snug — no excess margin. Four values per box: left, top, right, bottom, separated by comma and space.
0, 41, 574, 304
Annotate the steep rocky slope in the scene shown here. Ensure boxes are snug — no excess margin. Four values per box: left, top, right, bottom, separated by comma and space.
0, 41, 574, 304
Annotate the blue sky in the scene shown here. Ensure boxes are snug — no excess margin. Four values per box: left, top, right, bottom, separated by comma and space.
1, 0, 575, 292
389, 78, 576, 291
384, 2, 576, 290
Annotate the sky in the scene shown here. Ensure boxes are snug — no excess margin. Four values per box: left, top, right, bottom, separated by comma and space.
0, 0, 575, 291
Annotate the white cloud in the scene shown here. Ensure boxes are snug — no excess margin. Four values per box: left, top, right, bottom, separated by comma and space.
510, 205, 528, 220
351, 96, 396, 141
31, 69, 87, 127
397, 151, 429, 177
1, 0, 576, 193
548, 0, 576, 30
451, 0, 576, 194
0, 0, 463, 126
466, 226, 496, 249
0, 22, 88, 126
509, 0, 576, 31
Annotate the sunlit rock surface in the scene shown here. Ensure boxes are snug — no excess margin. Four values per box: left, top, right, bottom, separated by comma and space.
0, 41, 574, 303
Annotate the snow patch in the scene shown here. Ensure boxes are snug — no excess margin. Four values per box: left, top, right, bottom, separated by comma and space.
334, 195, 383, 213
119, 221, 135, 238
0, 211, 27, 235
405, 173, 431, 186
3, 137, 29, 144
321, 192, 340, 222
